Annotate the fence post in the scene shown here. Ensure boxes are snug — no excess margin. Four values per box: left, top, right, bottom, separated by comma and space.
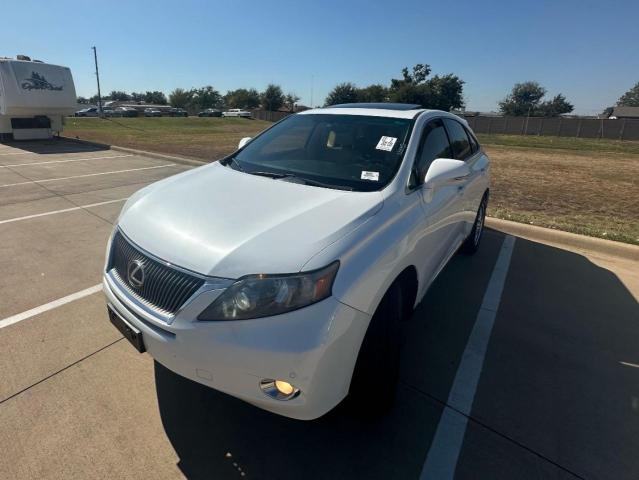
557, 117, 563, 136
599, 119, 604, 139
487, 117, 492, 135
620, 118, 626, 140
576, 118, 582, 138
538, 118, 544, 136
503, 116, 508, 134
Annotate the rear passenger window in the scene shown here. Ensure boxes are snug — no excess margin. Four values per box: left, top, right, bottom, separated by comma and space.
415, 119, 452, 179
443, 119, 473, 160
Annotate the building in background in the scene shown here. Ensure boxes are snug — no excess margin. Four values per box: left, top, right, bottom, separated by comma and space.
608, 106, 639, 120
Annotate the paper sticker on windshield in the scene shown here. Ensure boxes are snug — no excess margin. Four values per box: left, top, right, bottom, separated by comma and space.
376, 136, 397, 151
361, 171, 380, 181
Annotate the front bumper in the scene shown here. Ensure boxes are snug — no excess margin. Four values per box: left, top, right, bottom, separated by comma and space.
103, 273, 371, 420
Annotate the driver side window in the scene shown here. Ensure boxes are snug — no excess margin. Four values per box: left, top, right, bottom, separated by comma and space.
415, 119, 452, 183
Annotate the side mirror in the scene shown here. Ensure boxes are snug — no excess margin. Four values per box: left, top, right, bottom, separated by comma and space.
421, 158, 470, 201
238, 137, 252, 149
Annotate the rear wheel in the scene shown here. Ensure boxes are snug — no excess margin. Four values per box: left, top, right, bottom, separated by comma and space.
460, 194, 487, 255
348, 282, 402, 415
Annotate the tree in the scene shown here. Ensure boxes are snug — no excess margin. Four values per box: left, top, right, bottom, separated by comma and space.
537, 94, 574, 117
76, 96, 89, 104
390, 64, 432, 90
324, 65, 465, 111
498, 82, 547, 116
169, 88, 193, 108
109, 90, 130, 101
261, 84, 285, 111
144, 91, 167, 105
324, 82, 359, 106
617, 81, 639, 107
357, 84, 388, 102
130, 92, 145, 102
283, 92, 301, 112
224, 88, 261, 109
499, 82, 573, 116
387, 64, 464, 111
421, 74, 465, 111
191, 86, 223, 110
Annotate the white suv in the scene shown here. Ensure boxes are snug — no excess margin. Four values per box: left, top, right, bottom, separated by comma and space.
103, 103, 489, 420
222, 108, 252, 118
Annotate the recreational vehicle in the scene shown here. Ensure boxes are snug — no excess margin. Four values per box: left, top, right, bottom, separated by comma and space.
0, 55, 77, 140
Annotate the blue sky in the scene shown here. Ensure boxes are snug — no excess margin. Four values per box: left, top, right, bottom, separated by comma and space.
2, 0, 637, 114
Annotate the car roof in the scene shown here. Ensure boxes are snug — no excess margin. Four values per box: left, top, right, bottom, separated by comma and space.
299, 103, 431, 119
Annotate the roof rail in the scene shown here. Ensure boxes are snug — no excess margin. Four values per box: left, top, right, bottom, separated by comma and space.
329, 103, 422, 111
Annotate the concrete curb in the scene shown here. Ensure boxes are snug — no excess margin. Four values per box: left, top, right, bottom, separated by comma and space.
60, 136, 207, 167
487, 217, 639, 262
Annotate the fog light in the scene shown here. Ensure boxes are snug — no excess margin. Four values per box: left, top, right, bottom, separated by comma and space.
260, 379, 300, 401
275, 380, 294, 395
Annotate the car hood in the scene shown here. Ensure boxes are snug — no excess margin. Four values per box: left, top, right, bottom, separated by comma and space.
118, 163, 383, 278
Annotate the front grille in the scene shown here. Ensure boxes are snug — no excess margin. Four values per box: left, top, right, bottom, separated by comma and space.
109, 231, 205, 316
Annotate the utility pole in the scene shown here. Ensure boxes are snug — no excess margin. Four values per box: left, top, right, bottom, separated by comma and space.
92, 46, 103, 115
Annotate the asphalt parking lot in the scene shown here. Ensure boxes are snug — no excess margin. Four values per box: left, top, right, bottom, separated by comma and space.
0, 138, 638, 480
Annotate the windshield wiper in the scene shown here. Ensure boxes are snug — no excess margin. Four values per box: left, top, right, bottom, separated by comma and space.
247, 171, 291, 179
298, 177, 353, 191
246, 170, 353, 191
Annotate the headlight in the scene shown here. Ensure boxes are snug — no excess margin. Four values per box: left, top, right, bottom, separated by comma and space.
198, 261, 339, 321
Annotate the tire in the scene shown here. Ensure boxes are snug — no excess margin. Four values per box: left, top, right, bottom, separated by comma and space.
460, 194, 488, 255
348, 282, 403, 415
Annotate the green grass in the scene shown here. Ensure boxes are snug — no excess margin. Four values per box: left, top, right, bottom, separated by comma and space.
64, 116, 272, 160
477, 133, 639, 155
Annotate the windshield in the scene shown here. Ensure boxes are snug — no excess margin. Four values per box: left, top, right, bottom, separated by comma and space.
233, 114, 413, 192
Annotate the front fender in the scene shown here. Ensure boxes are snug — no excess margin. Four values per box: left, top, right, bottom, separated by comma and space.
302, 194, 424, 316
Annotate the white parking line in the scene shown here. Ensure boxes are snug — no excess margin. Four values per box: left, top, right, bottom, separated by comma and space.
0, 197, 128, 225
0, 154, 133, 167
420, 235, 516, 480
0, 284, 103, 330
0, 152, 30, 156
0, 164, 174, 188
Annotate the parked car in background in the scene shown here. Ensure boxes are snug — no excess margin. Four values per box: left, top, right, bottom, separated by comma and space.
198, 108, 222, 117
75, 107, 99, 117
102, 108, 117, 117
222, 108, 252, 118
103, 103, 490, 420
116, 107, 138, 118
144, 108, 163, 117
168, 108, 188, 117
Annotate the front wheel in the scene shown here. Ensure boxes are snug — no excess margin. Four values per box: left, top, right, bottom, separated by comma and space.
460, 195, 487, 255
348, 282, 402, 415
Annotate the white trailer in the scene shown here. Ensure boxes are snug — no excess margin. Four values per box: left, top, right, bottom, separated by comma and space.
0, 56, 77, 140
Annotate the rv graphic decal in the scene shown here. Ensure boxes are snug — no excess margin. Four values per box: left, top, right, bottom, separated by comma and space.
21, 72, 63, 91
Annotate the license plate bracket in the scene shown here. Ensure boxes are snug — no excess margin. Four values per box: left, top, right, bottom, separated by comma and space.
108, 306, 146, 353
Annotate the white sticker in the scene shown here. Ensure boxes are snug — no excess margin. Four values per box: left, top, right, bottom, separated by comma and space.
361, 171, 380, 181
376, 136, 397, 151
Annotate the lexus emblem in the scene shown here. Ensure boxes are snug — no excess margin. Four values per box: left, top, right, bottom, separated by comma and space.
127, 259, 145, 288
